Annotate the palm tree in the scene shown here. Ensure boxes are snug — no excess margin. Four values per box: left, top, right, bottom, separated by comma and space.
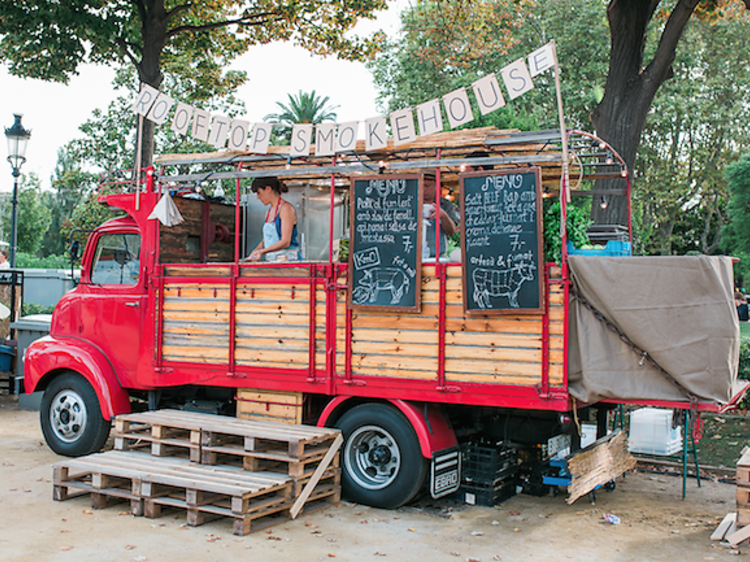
264, 90, 339, 144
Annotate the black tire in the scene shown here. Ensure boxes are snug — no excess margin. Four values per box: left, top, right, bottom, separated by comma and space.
40, 372, 111, 457
335, 403, 428, 509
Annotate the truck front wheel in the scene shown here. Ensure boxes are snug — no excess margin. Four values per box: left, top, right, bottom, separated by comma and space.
336, 403, 427, 509
41, 373, 111, 457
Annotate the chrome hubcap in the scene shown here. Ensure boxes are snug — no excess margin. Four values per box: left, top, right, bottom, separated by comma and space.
50, 390, 88, 443
344, 425, 401, 490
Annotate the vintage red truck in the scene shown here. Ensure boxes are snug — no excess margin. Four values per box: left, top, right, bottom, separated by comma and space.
23, 128, 744, 508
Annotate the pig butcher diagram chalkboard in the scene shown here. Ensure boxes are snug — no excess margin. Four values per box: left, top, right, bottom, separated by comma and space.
349, 175, 422, 312
460, 167, 543, 315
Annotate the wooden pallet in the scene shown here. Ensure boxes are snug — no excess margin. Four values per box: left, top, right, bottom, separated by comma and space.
114, 409, 341, 479
53, 450, 293, 535
738, 450, 750, 527
114, 412, 202, 462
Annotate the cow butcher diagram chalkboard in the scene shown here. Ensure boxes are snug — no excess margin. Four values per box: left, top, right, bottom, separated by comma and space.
460, 167, 543, 315
349, 174, 422, 312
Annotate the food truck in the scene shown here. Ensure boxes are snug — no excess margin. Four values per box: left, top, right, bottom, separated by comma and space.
23, 127, 745, 509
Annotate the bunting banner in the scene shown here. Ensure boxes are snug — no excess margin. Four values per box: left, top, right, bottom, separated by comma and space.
132, 41, 558, 155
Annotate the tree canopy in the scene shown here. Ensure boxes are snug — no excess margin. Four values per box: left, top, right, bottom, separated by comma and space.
0, 0, 387, 165
590, 0, 750, 226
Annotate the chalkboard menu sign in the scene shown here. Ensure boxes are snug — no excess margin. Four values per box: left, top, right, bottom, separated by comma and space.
349, 174, 422, 312
460, 167, 543, 315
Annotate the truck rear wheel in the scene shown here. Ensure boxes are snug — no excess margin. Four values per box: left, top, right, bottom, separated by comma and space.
40, 373, 111, 457
336, 403, 427, 509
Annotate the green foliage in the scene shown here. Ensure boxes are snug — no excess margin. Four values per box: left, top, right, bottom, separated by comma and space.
0, 173, 51, 256
264, 90, 339, 144
0, 1, 386, 84
722, 152, 750, 287
543, 200, 591, 264
40, 149, 98, 257
0, 0, 387, 167
61, 193, 122, 255
369, 0, 608, 132
633, 14, 750, 257
15, 253, 69, 269
738, 340, 750, 408
21, 302, 57, 316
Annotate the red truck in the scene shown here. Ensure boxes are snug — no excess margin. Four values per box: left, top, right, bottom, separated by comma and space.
24, 128, 743, 508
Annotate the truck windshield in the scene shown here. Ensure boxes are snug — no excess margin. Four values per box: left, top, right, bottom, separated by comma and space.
90, 233, 141, 285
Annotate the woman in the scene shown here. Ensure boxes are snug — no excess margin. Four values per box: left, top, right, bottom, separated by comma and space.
244, 177, 300, 262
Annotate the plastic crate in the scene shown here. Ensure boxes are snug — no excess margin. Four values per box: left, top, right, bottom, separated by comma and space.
566, 240, 632, 257
462, 442, 518, 485
628, 408, 682, 456
461, 479, 516, 507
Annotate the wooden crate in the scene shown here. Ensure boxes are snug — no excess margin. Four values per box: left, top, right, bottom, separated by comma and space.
236, 388, 304, 424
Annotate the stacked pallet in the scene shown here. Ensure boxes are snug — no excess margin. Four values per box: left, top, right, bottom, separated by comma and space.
53, 409, 342, 535
711, 449, 750, 545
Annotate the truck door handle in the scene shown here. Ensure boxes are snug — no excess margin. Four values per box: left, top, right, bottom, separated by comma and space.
125, 301, 139, 308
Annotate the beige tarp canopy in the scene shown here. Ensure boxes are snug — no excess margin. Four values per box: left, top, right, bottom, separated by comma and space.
568, 256, 740, 404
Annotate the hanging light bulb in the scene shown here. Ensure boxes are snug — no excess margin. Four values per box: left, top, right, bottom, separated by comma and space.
600, 196, 608, 209
605, 152, 613, 165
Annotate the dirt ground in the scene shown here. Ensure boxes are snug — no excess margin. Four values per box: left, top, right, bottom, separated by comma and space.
0, 396, 745, 562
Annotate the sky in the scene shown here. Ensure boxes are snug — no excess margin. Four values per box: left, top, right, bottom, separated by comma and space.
0, 0, 409, 195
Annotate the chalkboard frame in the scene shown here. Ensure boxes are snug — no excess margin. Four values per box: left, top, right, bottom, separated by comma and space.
459, 166, 544, 316
347, 173, 424, 313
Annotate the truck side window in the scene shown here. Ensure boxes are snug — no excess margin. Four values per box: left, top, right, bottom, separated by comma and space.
90, 233, 141, 285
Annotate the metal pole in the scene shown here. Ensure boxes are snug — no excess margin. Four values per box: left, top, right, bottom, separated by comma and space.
9, 171, 19, 268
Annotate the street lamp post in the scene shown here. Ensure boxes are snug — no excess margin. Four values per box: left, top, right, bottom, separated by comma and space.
4, 114, 31, 268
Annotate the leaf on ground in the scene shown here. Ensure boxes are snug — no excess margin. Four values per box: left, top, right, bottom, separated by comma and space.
470, 531, 484, 536
508, 510, 520, 516
82, 509, 93, 515
125, 545, 136, 550
59, 546, 74, 551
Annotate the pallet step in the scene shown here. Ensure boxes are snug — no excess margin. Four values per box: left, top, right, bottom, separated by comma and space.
53, 451, 294, 535
114, 409, 341, 467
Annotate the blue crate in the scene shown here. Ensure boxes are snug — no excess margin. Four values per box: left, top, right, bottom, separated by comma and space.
0, 344, 15, 371
567, 240, 631, 257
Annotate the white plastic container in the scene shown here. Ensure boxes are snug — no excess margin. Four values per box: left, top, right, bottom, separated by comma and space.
628, 408, 682, 455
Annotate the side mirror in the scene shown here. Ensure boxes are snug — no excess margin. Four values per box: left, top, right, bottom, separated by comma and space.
70, 240, 80, 263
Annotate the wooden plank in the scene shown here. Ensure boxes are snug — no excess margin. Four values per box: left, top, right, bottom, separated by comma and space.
235, 348, 310, 365
163, 266, 233, 277
234, 337, 310, 352
163, 311, 232, 323
290, 434, 343, 519
726, 522, 750, 546
711, 513, 737, 540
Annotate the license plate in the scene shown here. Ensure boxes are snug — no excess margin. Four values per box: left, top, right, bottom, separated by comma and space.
430, 447, 460, 498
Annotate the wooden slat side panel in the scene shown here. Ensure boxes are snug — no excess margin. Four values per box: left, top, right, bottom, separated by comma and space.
162, 282, 231, 364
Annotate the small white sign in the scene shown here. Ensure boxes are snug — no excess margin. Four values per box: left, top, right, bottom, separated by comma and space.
472, 74, 505, 116
290, 123, 313, 157
442, 88, 474, 129
500, 59, 535, 100
390, 108, 417, 145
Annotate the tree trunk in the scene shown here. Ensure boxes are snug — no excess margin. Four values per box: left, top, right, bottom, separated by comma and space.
590, 0, 700, 227
135, 0, 168, 169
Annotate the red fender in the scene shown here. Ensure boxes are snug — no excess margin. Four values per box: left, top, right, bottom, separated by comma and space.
24, 335, 131, 420
318, 397, 457, 459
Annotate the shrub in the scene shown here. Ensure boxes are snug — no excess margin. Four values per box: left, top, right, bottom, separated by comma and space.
738, 340, 750, 409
